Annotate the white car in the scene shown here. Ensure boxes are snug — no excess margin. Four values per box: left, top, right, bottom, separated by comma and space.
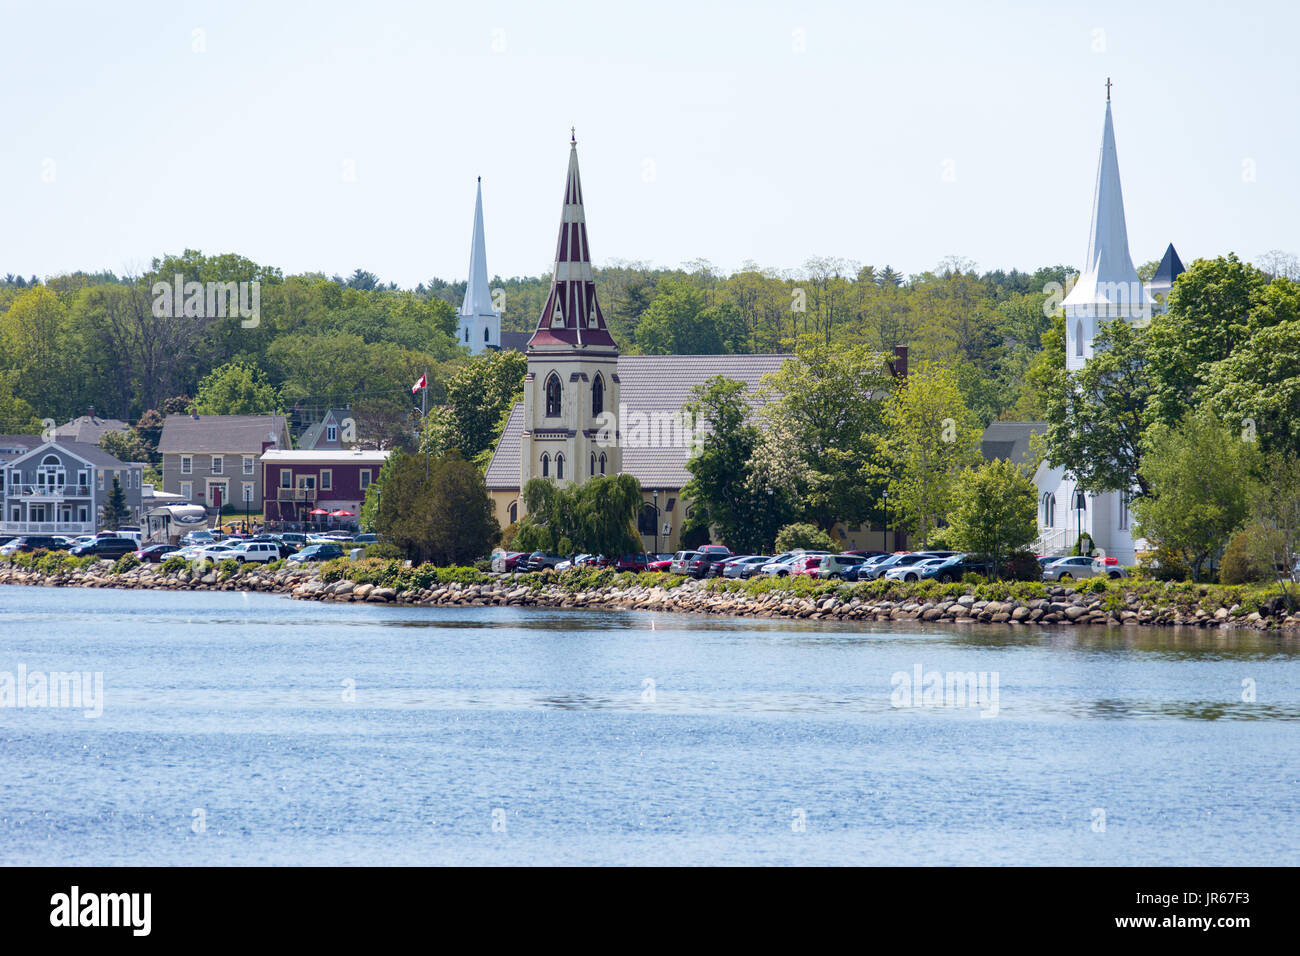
194, 542, 243, 563
883, 557, 948, 582
227, 541, 281, 564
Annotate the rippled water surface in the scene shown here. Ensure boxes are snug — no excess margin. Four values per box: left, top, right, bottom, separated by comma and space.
1, 585, 1298, 865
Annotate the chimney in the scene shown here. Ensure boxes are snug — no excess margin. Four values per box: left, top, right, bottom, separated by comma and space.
891, 345, 909, 381
88, 404, 97, 422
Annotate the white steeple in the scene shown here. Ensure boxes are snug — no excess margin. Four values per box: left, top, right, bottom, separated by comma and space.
456, 177, 500, 353
1062, 84, 1153, 370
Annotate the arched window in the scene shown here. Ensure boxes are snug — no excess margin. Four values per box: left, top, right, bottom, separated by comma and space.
592, 374, 604, 416
545, 373, 562, 417
541, 454, 549, 478
552, 302, 565, 328
484, 326, 490, 343
509, 501, 518, 524
599, 453, 607, 475
1075, 320, 1084, 356
590, 452, 596, 477
1043, 493, 1056, 528
1118, 493, 1129, 531
463, 326, 469, 343
555, 454, 564, 479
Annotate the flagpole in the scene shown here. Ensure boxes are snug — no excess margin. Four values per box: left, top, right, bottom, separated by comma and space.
422, 366, 429, 479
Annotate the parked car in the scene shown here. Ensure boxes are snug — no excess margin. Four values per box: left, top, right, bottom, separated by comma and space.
69, 536, 137, 559
762, 550, 830, 576
723, 555, 772, 579
858, 551, 951, 581
134, 543, 180, 563
813, 554, 870, 579
668, 550, 698, 574
281, 533, 308, 547
491, 551, 525, 573
521, 551, 566, 572
646, 556, 673, 572
686, 545, 734, 578
1, 535, 65, 556
227, 541, 281, 564
287, 543, 346, 564
883, 556, 952, 582
1041, 555, 1128, 581
181, 530, 216, 546
614, 553, 654, 572
194, 542, 245, 563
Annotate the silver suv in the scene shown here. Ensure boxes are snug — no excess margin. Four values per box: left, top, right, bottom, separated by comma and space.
1042, 556, 1128, 581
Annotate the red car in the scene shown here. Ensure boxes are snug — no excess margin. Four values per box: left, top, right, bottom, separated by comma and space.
791, 556, 826, 577
614, 553, 653, 572
647, 558, 672, 572
134, 544, 180, 563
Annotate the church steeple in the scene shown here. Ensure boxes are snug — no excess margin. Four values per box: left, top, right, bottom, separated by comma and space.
1061, 89, 1153, 316
528, 134, 618, 351
456, 177, 500, 353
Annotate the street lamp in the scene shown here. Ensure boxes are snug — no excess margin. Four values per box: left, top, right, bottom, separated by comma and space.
244, 484, 252, 535
1074, 487, 1087, 554
766, 487, 774, 553
652, 490, 659, 555
882, 488, 890, 552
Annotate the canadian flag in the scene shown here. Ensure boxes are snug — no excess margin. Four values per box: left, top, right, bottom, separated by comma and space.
411, 373, 427, 394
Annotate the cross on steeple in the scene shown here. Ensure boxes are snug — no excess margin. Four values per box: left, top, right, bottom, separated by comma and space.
570, 126, 576, 144
1106, 77, 1112, 101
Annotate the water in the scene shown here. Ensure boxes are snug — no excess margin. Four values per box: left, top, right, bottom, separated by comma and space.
1, 584, 1298, 865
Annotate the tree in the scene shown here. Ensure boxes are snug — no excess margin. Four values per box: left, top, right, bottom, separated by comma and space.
1041, 317, 1153, 495
774, 522, 836, 553
99, 476, 131, 530
358, 450, 400, 532
946, 460, 1038, 579
877, 362, 983, 547
513, 475, 642, 557
0, 370, 41, 433
99, 429, 150, 464
1133, 411, 1258, 581
373, 450, 499, 564
194, 361, 281, 415
753, 343, 894, 531
421, 350, 527, 464
681, 376, 777, 553
1198, 314, 1300, 458
1247, 451, 1300, 606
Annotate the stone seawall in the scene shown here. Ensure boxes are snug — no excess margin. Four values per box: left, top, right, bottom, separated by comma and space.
3, 562, 1300, 633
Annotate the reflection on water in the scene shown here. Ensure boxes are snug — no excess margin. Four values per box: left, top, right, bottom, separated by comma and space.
1, 585, 1298, 866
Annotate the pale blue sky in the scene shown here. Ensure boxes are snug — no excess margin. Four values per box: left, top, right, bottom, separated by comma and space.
2, 0, 1296, 286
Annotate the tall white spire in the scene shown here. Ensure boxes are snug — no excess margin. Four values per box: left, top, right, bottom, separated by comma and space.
1062, 94, 1152, 315
457, 178, 500, 353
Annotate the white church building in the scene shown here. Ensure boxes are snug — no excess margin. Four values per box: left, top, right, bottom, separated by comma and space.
1032, 89, 1184, 564
455, 177, 502, 353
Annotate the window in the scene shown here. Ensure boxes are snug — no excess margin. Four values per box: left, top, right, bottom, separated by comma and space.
591, 452, 596, 476
555, 454, 564, 480
181, 481, 193, 500
464, 327, 469, 343
1043, 493, 1056, 528
78, 469, 88, 491
242, 482, 254, 505
545, 373, 562, 417
553, 301, 565, 328
180, 455, 192, 475
541, 454, 549, 477
280, 468, 292, 489
484, 327, 490, 343
210, 455, 223, 475
509, 501, 518, 524
1075, 320, 1084, 357
97, 470, 104, 491
592, 374, 604, 416
1118, 493, 1129, 530
638, 503, 657, 535
243, 455, 254, 475
319, 469, 332, 491
599, 453, 606, 476
360, 469, 372, 490
78, 505, 88, 522
326, 425, 337, 443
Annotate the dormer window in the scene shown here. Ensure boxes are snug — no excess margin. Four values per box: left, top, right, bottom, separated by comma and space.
553, 302, 565, 328
588, 303, 598, 328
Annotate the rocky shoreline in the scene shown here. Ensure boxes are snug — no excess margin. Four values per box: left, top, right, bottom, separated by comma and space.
3, 560, 1300, 633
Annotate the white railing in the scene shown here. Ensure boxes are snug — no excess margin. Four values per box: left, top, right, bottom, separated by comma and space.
1035, 527, 1075, 556
0, 521, 97, 534
8, 484, 94, 498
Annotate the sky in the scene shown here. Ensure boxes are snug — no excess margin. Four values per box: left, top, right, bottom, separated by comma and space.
2, 0, 1297, 287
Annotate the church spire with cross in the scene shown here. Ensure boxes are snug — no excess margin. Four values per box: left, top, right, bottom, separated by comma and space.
456, 177, 501, 353
1061, 81, 1153, 368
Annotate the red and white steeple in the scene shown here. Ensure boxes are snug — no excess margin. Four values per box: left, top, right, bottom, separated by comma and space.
528, 131, 618, 352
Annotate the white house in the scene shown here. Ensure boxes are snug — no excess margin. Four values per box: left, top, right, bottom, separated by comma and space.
1032, 89, 1184, 563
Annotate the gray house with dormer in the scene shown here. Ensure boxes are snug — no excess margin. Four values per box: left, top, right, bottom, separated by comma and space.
159, 414, 291, 514
1, 440, 144, 535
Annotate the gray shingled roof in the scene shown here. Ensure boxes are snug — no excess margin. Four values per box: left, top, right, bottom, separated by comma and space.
498, 331, 532, 353
159, 414, 288, 453
0, 434, 42, 463
54, 415, 130, 444
485, 353, 792, 490
980, 421, 1046, 466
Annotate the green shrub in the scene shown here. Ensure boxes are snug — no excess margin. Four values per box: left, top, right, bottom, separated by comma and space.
110, 553, 141, 575
160, 555, 188, 573
363, 541, 405, 560
1220, 524, 1284, 585
774, 523, 837, 553
217, 558, 240, 580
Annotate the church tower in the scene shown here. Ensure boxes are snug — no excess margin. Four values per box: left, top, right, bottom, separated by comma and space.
455, 178, 501, 354
519, 133, 622, 502
1061, 85, 1152, 372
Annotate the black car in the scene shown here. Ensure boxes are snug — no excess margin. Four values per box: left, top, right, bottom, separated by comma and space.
287, 543, 345, 563
521, 551, 566, 572
70, 536, 137, 559
686, 545, 733, 578
1, 535, 64, 555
